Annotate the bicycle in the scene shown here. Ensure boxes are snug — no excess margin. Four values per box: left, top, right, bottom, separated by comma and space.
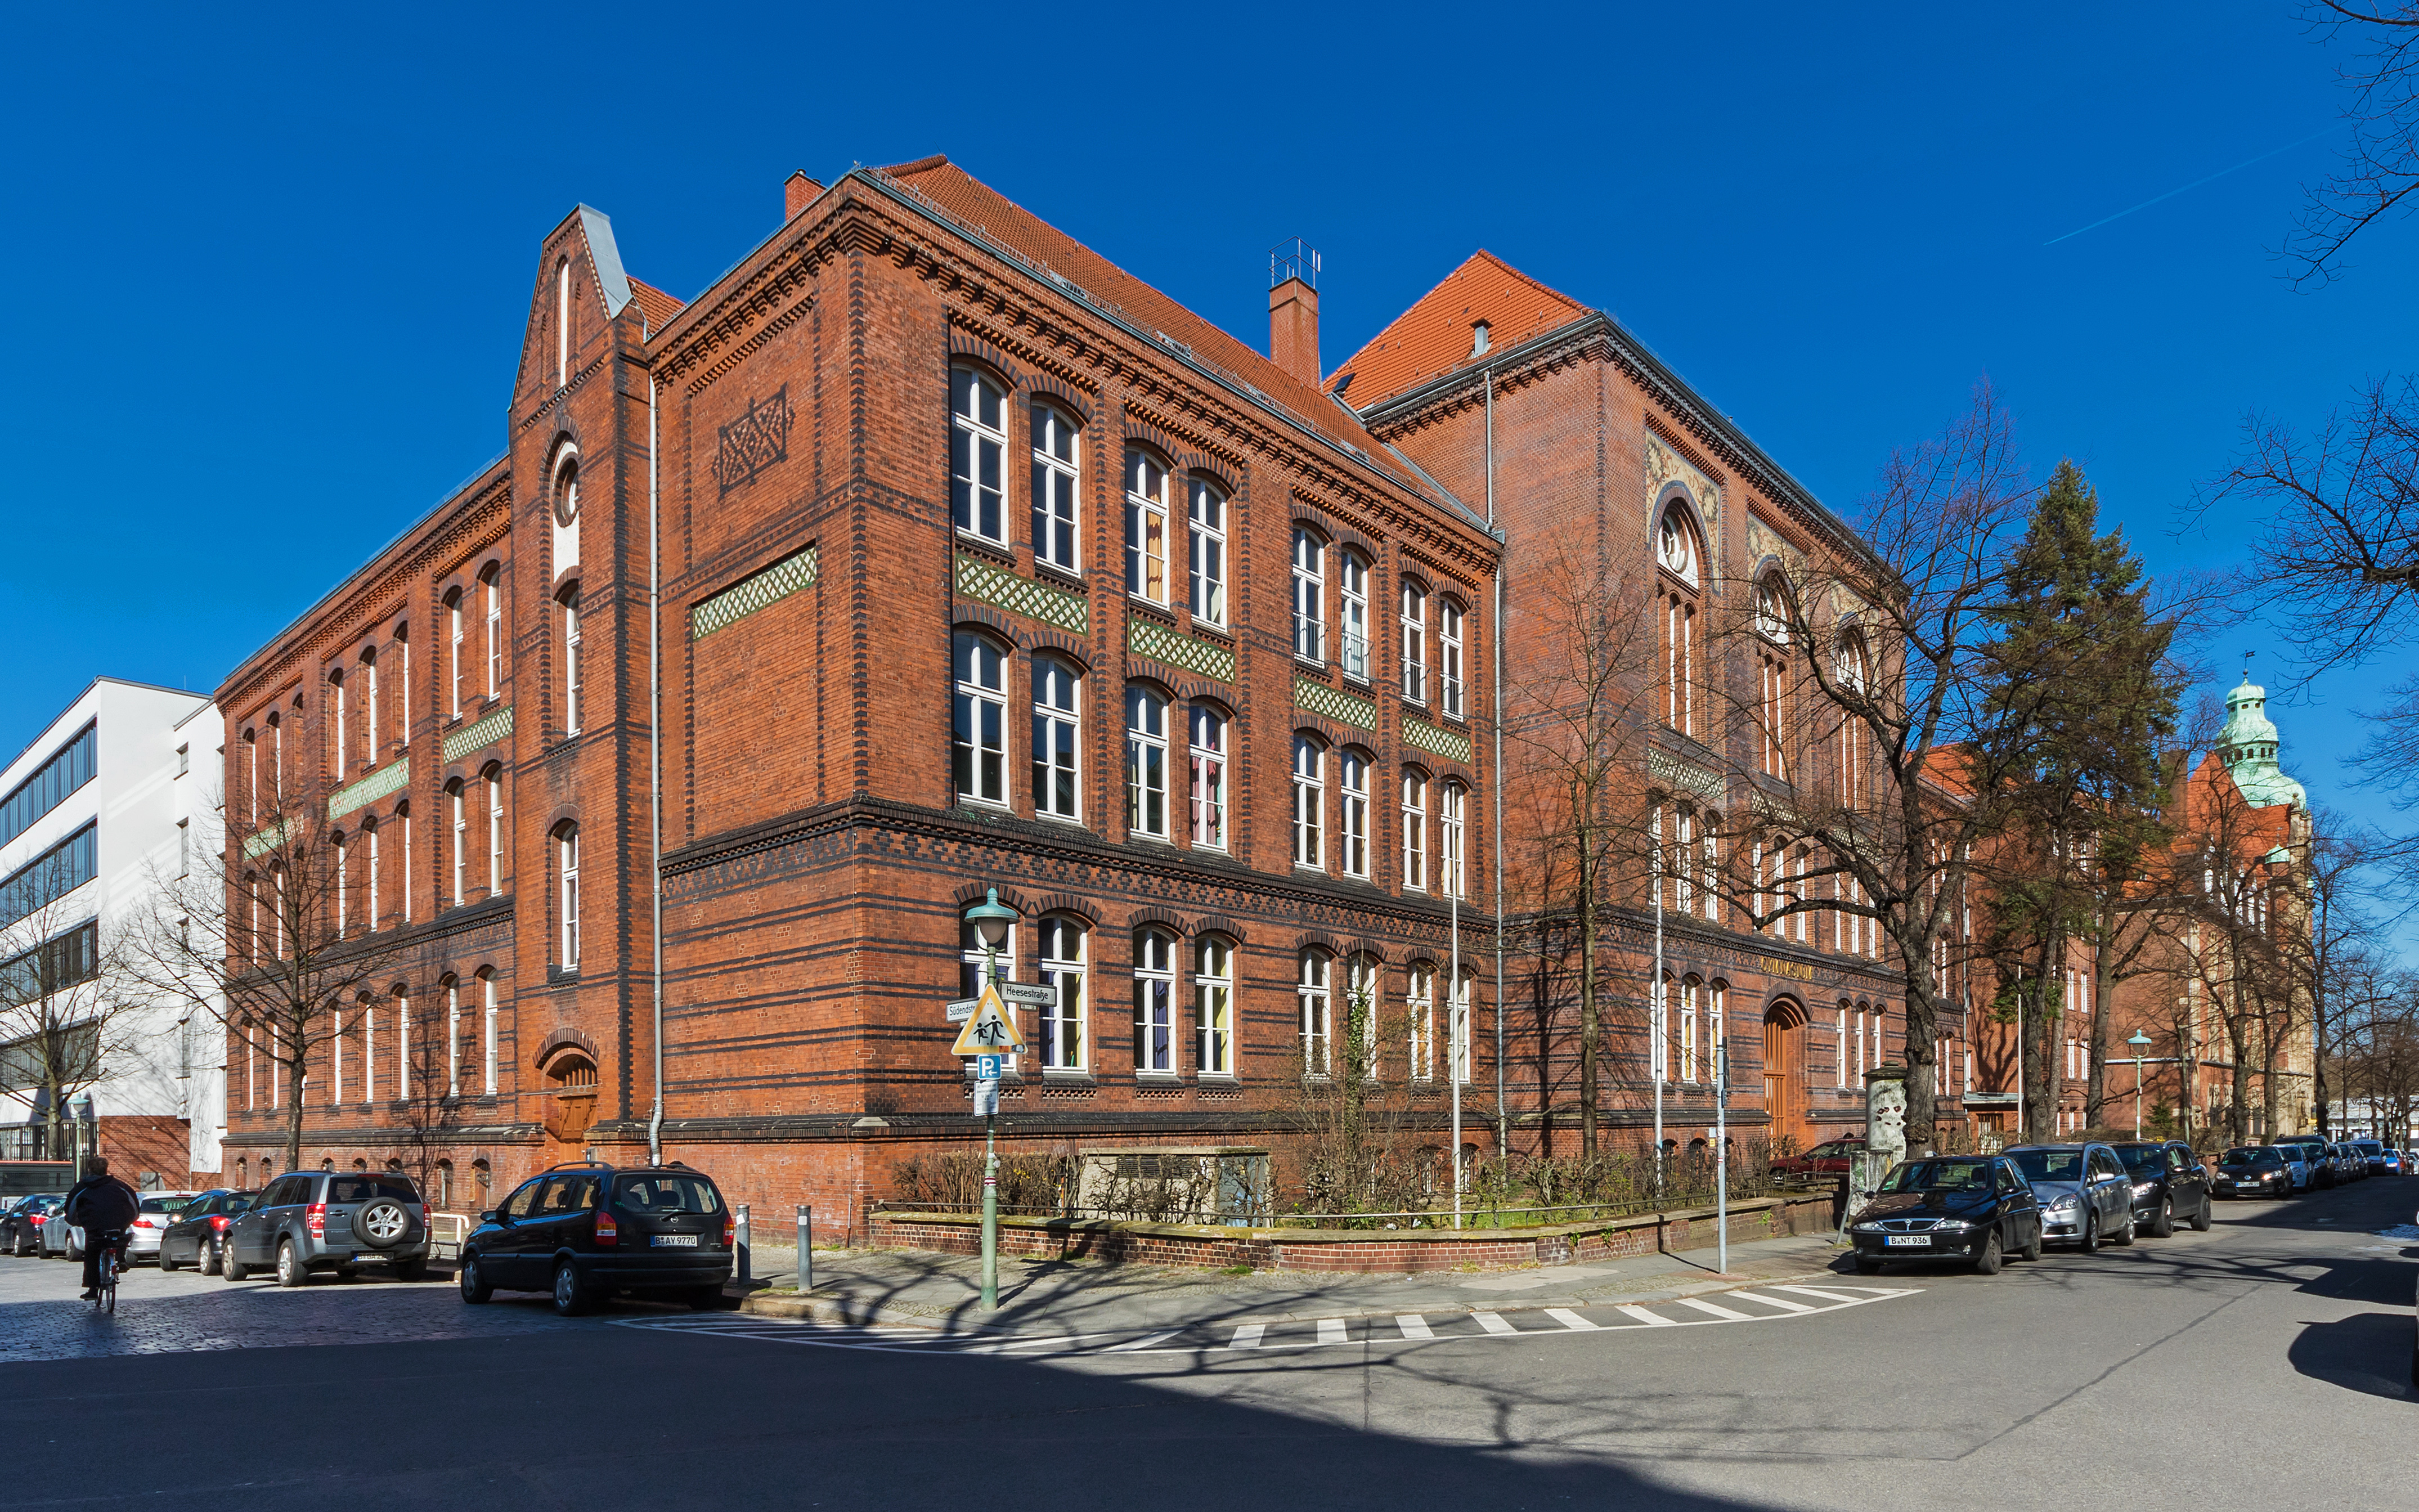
91, 1228, 127, 1314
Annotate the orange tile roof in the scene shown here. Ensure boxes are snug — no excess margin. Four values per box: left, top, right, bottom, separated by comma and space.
1326, 251, 1591, 410
627, 276, 686, 330
873, 156, 1421, 494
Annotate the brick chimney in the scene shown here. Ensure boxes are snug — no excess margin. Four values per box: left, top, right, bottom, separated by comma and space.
1268, 238, 1320, 385
785, 171, 825, 220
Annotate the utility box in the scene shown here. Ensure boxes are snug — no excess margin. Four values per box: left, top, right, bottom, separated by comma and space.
1075, 1146, 1271, 1226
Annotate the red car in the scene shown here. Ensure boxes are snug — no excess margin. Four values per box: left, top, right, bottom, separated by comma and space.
1770, 1136, 1865, 1186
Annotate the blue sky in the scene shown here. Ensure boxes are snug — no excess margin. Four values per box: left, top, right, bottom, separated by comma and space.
2, 5, 2406, 892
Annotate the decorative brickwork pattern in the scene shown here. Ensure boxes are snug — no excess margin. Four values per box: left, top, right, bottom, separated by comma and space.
1648, 747, 1725, 805
1402, 714, 1472, 765
328, 759, 409, 822
693, 547, 819, 640
1128, 618, 1235, 683
955, 552, 1087, 634
1294, 676, 1376, 732
712, 385, 793, 496
240, 819, 290, 860
441, 704, 516, 763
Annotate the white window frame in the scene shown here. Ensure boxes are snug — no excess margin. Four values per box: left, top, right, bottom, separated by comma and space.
1401, 770, 1428, 891
1125, 684, 1168, 838
1339, 750, 1370, 880
952, 632, 1009, 808
1440, 780, 1467, 899
1401, 580, 1427, 704
1124, 450, 1170, 604
1029, 402, 1080, 572
1188, 705, 1228, 850
1407, 964, 1436, 1081
1450, 972, 1473, 1084
1031, 657, 1081, 822
450, 783, 466, 905
1188, 478, 1226, 626
400, 809, 412, 924
1439, 598, 1464, 719
482, 972, 497, 1094
486, 769, 504, 895
335, 833, 349, 936
1195, 936, 1233, 1076
483, 568, 502, 699
951, 367, 1008, 544
1346, 954, 1380, 1078
555, 257, 571, 387
365, 656, 380, 765
332, 672, 346, 776
446, 979, 461, 1096
1338, 551, 1368, 680
448, 593, 464, 717
559, 827, 581, 968
1298, 950, 1331, 1076
1292, 735, 1325, 869
1036, 916, 1087, 1073
1680, 977, 1700, 1083
560, 589, 583, 735
1291, 528, 1326, 664
1132, 928, 1177, 1075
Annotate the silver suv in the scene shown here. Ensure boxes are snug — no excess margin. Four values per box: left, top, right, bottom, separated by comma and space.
223, 1170, 431, 1286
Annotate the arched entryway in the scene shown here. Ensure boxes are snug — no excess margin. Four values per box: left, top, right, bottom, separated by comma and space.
1764, 999, 1810, 1150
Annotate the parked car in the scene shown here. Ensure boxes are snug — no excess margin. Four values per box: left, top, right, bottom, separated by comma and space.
223, 1170, 430, 1286
2110, 1140, 2211, 1236
2212, 1145, 2295, 1198
123, 1192, 200, 1264
2, 1195, 62, 1256
2008, 1143, 2137, 1250
2381, 1148, 2405, 1176
2336, 1144, 2369, 1183
459, 1161, 733, 1316
2349, 1140, 2390, 1177
2268, 1138, 2321, 1190
158, 1190, 255, 1274
1844, 1154, 2044, 1275
1770, 1136, 1866, 1188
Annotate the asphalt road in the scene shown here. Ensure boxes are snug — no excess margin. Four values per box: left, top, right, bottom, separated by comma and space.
3, 1176, 2411, 1511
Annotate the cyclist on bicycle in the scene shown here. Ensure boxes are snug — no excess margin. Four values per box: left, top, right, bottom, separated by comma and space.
63, 1156, 138, 1303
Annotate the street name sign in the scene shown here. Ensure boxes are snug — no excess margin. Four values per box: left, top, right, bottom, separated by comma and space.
994, 982, 1056, 1007
945, 997, 977, 1022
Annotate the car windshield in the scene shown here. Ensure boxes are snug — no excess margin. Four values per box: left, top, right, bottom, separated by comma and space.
2351, 1142, 2382, 1154
2113, 1146, 2167, 1174
614, 1174, 724, 1215
1880, 1159, 1994, 1193
327, 1177, 420, 1204
2220, 1148, 2278, 1166
137, 1196, 193, 1214
2010, 1149, 2084, 1182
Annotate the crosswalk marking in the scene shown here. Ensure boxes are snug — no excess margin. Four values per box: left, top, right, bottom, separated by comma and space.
1472, 1311, 1516, 1335
1726, 1289, 1815, 1314
1671, 1296, 1760, 1321
1771, 1284, 1864, 1304
1616, 1304, 1677, 1326
1396, 1314, 1433, 1339
1317, 1317, 1347, 1344
1545, 1308, 1599, 1331
1230, 1323, 1264, 1349
1105, 1331, 1179, 1352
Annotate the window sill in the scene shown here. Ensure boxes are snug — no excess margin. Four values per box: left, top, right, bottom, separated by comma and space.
1033, 560, 1087, 593
1133, 1073, 1183, 1086
547, 966, 580, 986
1039, 1071, 1095, 1086
954, 530, 1015, 564
1196, 1071, 1237, 1083
1187, 620, 1234, 644
1294, 655, 1330, 676
1127, 595, 1177, 624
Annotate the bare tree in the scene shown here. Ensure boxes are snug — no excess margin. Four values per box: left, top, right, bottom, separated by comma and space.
0, 855, 151, 1163
2283, 3, 2419, 288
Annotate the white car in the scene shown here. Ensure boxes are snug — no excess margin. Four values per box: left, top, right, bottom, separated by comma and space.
45, 1191, 201, 1263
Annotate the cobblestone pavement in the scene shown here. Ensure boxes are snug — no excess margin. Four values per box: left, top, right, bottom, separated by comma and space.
0, 1251, 608, 1361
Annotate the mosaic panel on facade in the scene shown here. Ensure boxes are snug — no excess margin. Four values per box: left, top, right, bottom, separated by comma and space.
693, 546, 820, 640
441, 703, 516, 764
1402, 714, 1472, 765
1128, 618, 1235, 683
1294, 676, 1376, 732
329, 758, 410, 822
955, 553, 1087, 635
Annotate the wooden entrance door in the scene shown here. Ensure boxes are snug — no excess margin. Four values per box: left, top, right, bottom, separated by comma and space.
1763, 1003, 1808, 1148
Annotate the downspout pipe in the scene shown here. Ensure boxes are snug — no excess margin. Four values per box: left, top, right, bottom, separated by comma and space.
1488, 369, 1507, 1159
645, 366, 666, 1165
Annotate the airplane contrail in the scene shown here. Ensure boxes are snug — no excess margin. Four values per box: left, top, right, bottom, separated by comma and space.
2044, 125, 2339, 246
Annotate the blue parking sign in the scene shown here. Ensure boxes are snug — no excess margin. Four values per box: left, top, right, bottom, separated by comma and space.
976, 1053, 1004, 1081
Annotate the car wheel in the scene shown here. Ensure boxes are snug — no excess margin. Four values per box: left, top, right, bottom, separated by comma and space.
2191, 1198, 2212, 1232
2113, 1213, 2136, 1246
65, 1233, 82, 1263
392, 1256, 428, 1282
2019, 1223, 2043, 1262
200, 1239, 221, 1276
2148, 1199, 2175, 1239
276, 1239, 306, 1288
222, 1245, 249, 1281
459, 1254, 493, 1304
551, 1260, 590, 1317
159, 1244, 181, 1272
1973, 1231, 2004, 1275
2079, 1215, 2100, 1254
10, 1230, 28, 1257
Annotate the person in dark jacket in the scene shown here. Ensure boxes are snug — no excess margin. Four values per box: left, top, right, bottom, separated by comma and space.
64, 1157, 140, 1301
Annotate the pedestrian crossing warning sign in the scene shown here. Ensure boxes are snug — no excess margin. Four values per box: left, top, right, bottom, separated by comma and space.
949, 984, 1027, 1056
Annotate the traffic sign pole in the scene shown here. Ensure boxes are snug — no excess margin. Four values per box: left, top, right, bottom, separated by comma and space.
958, 889, 1025, 1313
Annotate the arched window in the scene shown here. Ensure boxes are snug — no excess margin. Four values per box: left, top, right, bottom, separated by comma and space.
481, 563, 503, 699
1345, 953, 1380, 1075
442, 974, 461, 1096
1834, 632, 1867, 805
1124, 448, 1169, 603
1291, 527, 1326, 663
362, 649, 380, 766
362, 817, 382, 933
478, 967, 499, 1094
393, 986, 412, 1101
553, 452, 581, 575
1036, 915, 1086, 1071
1188, 704, 1228, 849
270, 708, 284, 795
555, 257, 571, 387
1125, 684, 1168, 837
1439, 598, 1465, 719
1407, 962, 1436, 1080
396, 801, 412, 925
1338, 550, 1368, 679
1297, 949, 1331, 1074
1401, 768, 1429, 891
1195, 935, 1233, 1075
484, 762, 505, 896
558, 585, 584, 735
1030, 402, 1080, 571
1132, 928, 1177, 1074
445, 588, 465, 719
1338, 748, 1370, 880
329, 669, 347, 778
1188, 478, 1227, 625
951, 367, 1007, 543
951, 631, 1009, 807
1757, 573, 1790, 779
1291, 735, 1325, 869
556, 824, 581, 968
446, 779, 466, 905
1657, 506, 1702, 736
243, 726, 258, 822
546, 1049, 600, 1089
1680, 975, 1703, 1083
1657, 505, 1700, 586
1400, 578, 1428, 703
1031, 657, 1081, 821
435, 1160, 455, 1209
1449, 970, 1474, 1084
1440, 779, 1467, 899
333, 831, 350, 937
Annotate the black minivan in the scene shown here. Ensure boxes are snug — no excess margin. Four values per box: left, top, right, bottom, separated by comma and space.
458, 1161, 732, 1316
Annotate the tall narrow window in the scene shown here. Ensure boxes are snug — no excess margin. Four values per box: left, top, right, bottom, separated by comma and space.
952, 632, 1008, 807
1407, 964, 1436, 1080
1031, 657, 1081, 821
448, 782, 466, 905
1658, 506, 1700, 737
399, 806, 412, 924
486, 766, 504, 895
1338, 750, 1370, 880
1125, 685, 1168, 837
950, 367, 1007, 543
273, 714, 284, 797
1439, 599, 1465, 719
482, 971, 498, 1094
1440, 780, 1467, 899
446, 979, 461, 1096
483, 566, 502, 698
1680, 976, 1702, 1082
558, 826, 580, 968
1188, 478, 1226, 625
447, 591, 464, 717
245, 729, 258, 823
331, 671, 347, 776
1037, 916, 1086, 1071
1400, 580, 1427, 703
1124, 450, 1169, 603
1401, 770, 1429, 891
1346, 954, 1380, 1075
1030, 403, 1080, 572
395, 991, 411, 1101
1195, 936, 1233, 1075
397, 631, 410, 746
1291, 735, 1325, 869
1672, 805, 1695, 914
1298, 950, 1331, 1075
555, 257, 571, 387
560, 589, 583, 735
363, 655, 380, 765
1835, 634, 1867, 806
1132, 929, 1176, 1074
1291, 528, 1326, 663
1451, 972, 1473, 1084
1338, 551, 1368, 680
1188, 705, 1228, 850
334, 833, 349, 937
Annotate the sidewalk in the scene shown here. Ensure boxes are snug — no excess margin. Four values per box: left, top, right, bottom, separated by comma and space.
731, 1227, 1859, 1334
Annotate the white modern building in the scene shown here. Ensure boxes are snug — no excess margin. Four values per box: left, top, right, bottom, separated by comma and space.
0, 678, 223, 1185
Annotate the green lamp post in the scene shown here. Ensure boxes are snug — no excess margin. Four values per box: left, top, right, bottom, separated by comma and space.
963, 888, 1020, 1310
2129, 1030, 2153, 1139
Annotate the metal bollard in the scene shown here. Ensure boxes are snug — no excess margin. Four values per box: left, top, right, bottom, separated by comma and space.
796, 1204, 813, 1293
735, 1203, 751, 1284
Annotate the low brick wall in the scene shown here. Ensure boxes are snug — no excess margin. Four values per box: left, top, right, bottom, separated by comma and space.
865, 1193, 1835, 1273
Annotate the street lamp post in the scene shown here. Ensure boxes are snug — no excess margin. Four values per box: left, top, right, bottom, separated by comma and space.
963, 889, 1020, 1312
2128, 1031, 2152, 1140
